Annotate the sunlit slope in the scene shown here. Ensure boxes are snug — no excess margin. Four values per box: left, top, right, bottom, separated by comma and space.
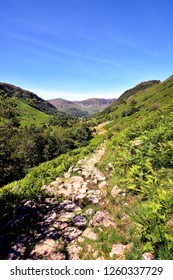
96, 77, 172, 128
95, 76, 173, 259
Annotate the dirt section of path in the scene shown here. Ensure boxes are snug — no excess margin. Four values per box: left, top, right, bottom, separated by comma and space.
95, 121, 113, 134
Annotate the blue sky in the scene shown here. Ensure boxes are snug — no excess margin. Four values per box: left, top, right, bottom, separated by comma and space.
0, 0, 173, 100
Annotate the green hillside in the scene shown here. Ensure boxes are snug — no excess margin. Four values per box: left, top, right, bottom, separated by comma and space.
0, 83, 77, 127
0, 96, 52, 127
17, 100, 52, 126
94, 76, 173, 259
95, 78, 172, 125
0, 82, 58, 116
0, 85, 92, 187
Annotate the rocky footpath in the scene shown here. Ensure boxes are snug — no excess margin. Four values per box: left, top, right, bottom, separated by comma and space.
1, 144, 142, 260
1, 145, 107, 259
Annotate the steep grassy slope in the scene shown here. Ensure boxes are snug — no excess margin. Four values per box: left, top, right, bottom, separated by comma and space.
95, 76, 173, 259
95, 78, 172, 124
0, 83, 77, 127
0, 82, 58, 116
0, 97, 53, 127
16, 100, 52, 126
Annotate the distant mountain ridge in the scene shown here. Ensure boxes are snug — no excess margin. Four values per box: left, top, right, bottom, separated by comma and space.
48, 97, 117, 116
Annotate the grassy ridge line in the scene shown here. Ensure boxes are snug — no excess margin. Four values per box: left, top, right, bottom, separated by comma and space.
0, 134, 104, 211
96, 77, 173, 128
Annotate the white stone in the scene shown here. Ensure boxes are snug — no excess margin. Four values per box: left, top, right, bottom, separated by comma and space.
142, 252, 154, 260
82, 228, 98, 241
89, 211, 115, 227
131, 140, 143, 147
89, 196, 99, 204
85, 208, 94, 216
109, 243, 132, 258
98, 181, 107, 189
111, 186, 123, 197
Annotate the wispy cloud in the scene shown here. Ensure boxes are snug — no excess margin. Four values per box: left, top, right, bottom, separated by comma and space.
0, 27, 129, 79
